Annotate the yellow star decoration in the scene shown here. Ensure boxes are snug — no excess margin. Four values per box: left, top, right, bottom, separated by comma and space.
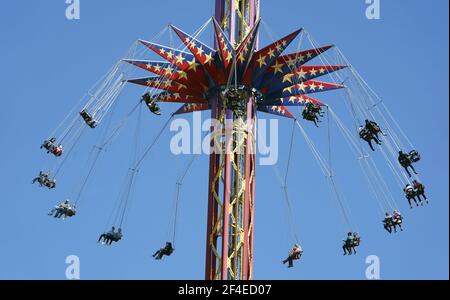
163, 79, 172, 88
283, 86, 293, 93
175, 54, 185, 65
164, 66, 173, 75
153, 64, 161, 72
177, 70, 188, 80
204, 52, 214, 66
196, 46, 204, 56
309, 68, 317, 76
275, 43, 283, 52
271, 61, 283, 74
267, 48, 276, 58
159, 48, 166, 55
173, 93, 181, 100
289, 96, 297, 103
237, 51, 245, 63
306, 52, 313, 59
187, 58, 199, 72
318, 84, 325, 90
297, 82, 307, 92
282, 73, 294, 83
256, 54, 267, 68
286, 58, 297, 68
296, 54, 305, 62
225, 51, 233, 64
189, 40, 196, 49
319, 67, 326, 74
309, 82, 317, 91
296, 69, 307, 79
177, 83, 187, 91
166, 51, 174, 59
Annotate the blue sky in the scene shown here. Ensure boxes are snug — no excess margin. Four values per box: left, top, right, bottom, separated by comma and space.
0, 0, 448, 280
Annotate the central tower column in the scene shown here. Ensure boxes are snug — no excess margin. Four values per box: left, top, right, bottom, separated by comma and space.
205, 0, 259, 280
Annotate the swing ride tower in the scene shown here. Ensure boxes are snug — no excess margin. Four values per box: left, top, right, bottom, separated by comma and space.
205, 0, 259, 280
120, 0, 349, 281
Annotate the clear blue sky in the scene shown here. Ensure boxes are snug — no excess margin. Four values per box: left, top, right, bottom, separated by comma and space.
0, 0, 448, 280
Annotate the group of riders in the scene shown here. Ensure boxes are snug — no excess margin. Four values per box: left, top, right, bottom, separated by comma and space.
48, 199, 76, 219
383, 210, 403, 233
97, 226, 174, 260
302, 102, 324, 127
142, 92, 161, 115
97, 226, 123, 245
282, 231, 361, 268
404, 180, 429, 208
32, 171, 56, 189
35, 95, 430, 267
342, 232, 361, 256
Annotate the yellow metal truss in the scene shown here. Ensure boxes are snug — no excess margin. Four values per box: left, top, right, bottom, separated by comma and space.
208, 103, 256, 280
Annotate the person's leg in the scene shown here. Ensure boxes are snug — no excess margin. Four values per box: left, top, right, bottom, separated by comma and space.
368, 140, 375, 151
407, 197, 413, 208
409, 164, 418, 175
421, 192, 429, 203
404, 167, 412, 177
417, 194, 423, 205
373, 135, 381, 145
374, 132, 381, 141
342, 245, 347, 255
97, 234, 104, 243
288, 257, 293, 268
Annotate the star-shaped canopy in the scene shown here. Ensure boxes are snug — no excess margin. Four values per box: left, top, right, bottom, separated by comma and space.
125, 18, 347, 119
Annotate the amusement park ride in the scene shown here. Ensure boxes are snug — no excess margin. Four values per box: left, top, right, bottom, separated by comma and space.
36, 0, 428, 280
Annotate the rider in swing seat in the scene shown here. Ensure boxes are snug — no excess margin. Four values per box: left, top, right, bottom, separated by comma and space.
282, 244, 303, 268
153, 242, 175, 260
342, 232, 354, 255
404, 183, 420, 208
302, 103, 322, 127
392, 210, 403, 232
412, 180, 428, 204
365, 119, 385, 140
398, 151, 418, 177
79, 109, 98, 128
359, 126, 381, 151
142, 93, 161, 115
383, 212, 394, 234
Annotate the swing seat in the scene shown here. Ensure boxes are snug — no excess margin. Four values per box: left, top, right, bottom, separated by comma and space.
408, 150, 421, 163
